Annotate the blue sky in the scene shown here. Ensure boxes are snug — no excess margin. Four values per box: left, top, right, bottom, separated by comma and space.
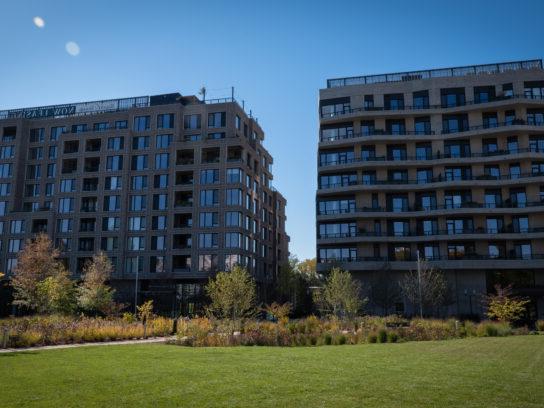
1, 0, 543, 260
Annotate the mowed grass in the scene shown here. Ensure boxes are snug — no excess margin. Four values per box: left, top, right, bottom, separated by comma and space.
1, 336, 543, 408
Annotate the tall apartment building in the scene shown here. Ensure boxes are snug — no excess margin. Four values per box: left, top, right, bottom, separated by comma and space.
0, 92, 289, 315
317, 59, 544, 319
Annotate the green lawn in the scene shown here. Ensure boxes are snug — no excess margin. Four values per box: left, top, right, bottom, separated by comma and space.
2, 336, 543, 408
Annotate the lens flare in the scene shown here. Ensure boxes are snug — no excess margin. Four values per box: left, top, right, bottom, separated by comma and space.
65, 41, 80, 56
33, 16, 45, 28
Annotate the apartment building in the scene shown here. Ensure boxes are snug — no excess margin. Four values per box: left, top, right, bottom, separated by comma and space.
0, 92, 289, 315
317, 59, 544, 319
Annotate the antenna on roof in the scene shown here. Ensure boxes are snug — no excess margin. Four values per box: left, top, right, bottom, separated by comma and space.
199, 86, 206, 102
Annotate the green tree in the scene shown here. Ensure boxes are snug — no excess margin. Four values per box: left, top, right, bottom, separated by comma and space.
205, 265, 257, 320
315, 268, 365, 318
77, 252, 116, 315
484, 284, 530, 323
277, 256, 319, 316
11, 233, 67, 311
36, 268, 77, 315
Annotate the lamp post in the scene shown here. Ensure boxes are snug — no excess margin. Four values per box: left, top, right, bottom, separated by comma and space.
417, 250, 423, 318
134, 267, 139, 314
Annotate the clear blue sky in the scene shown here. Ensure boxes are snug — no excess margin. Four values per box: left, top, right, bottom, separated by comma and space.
1, 0, 543, 260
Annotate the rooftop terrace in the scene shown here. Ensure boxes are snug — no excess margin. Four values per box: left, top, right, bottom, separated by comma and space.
326, 59, 543, 89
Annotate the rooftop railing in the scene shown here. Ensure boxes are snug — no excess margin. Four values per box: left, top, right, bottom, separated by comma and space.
326, 59, 543, 88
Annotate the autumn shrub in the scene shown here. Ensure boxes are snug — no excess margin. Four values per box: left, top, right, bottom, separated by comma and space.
0, 315, 173, 348
537, 320, 544, 331
377, 329, 388, 343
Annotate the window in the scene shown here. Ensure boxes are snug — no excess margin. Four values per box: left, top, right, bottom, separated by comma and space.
200, 189, 218, 206
226, 168, 243, 184
126, 256, 144, 273
127, 236, 145, 251
199, 254, 218, 272
151, 236, 166, 250
157, 113, 174, 129
71, 124, 87, 133
58, 197, 74, 213
319, 247, 357, 262
133, 116, 150, 131
0, 183, 10, 196
101, 237, 118, 251
106, 155, 123, 171
156, 134, 172, 148
154, 174, 168, 188
8, 239, 22, 253
45, 183, 54, 196
115, 120, 128, 129
226, 188, 242, 205
208, 112, 226, 128
199, 212, 218, 227
440, 88, 465, 108
414, 117, 431, 135
105, 176, 122, 190
235, 115, 241, 130
199, 233, 218, 248
93, 122, 109, 131
474, 86, 496, 103
102, 217, 120, 231
132, 136, 149, 149
128, 216, 146, 231
48, 146, 57, 159
107, 137, 124, 151
442, 114, 469, 133
321, 124, 354, 141
384, 93, 404, 110
103, 195, 121, 211
413, 90, 429, 109
28, 147, 43, 160
10, 220, 25, 234
30, 128, 44, 142
131, 175, 148, 190
57, 218, 72, 233
130, 195, 146, 211
208, 132, 225, 140
152, 215, 167, 230
200, 169, 219, 184
225, 232, 241, 248
60, 179, 75, 192
320, 98, 350, 117
27, 164, 41, 179
184, 114, 201, 129
154, 153, 169, 169
153, 194, 168, 210
225, 211, 241, 227
0, 163, 12, 178
131, 155, 148, 170
50, 126, 65, 141
47, 163, 56, 178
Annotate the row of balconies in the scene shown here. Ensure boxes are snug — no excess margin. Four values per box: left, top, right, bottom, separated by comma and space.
319, 118, 543, 142
318, 147, 543, 167
317, 171, 544, 190
319, 94, 544, 120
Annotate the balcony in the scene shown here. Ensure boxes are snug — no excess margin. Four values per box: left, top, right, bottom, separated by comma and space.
318, 147, 544, 167
316, 201, 544, 217
317, 171, 544, 191
317, 227, 544, 241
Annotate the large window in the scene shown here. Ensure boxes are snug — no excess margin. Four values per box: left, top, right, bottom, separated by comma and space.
107, 137, 124, 151
226, 188, 242, 206
157, 114, 174, 129
131, 155, 148, 170
133, 116, 150, 131
131, 175, 148, 190
128, 216, 146, 231
225, 232, 242, 248
226, 168, 243, 183
200, 189, 218, 206
225, 211, 242, 227
106, 155, 123, 171
208, 112, 226, 128
199, 233, 218, 248
200, 169, 219, 184
184, 114, 201, 129
199, 212, 218, 227
130, 195, 147, 211
198, 254, 218, 272
156, 134, 172, 148
155, 153, 169, 169
127, 236, 145, 251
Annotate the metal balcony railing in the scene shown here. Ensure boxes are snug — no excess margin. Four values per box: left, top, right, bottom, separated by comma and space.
326, 59, 542, 88
317, 227, 544, 239
318, 253, 544, 263
318, 147, 544, 167
317, 201, 544, 216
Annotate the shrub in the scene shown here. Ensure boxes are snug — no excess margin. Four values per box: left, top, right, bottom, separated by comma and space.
537, 320, 544, 332
377, 329, 388, 343
367, 333, 378, 343
387, 331, 399, 343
